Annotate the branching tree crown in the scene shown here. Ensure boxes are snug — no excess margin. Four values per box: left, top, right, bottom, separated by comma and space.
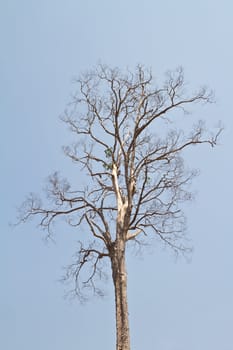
19, 64, 221, 350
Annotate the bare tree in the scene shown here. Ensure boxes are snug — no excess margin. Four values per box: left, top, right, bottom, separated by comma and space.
19, 64, 222, 350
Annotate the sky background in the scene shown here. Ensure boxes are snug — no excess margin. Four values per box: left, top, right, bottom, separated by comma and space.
1, 1, 233, 349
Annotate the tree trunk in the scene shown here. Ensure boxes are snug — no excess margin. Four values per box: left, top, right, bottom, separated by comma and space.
111, 239, 130, 350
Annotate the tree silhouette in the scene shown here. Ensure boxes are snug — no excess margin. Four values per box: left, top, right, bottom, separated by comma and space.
19, 64, 222, 350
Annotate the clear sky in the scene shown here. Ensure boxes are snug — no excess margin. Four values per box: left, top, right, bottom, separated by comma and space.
1, 1, 233, 349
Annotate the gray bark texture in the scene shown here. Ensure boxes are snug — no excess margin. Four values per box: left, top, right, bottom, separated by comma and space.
111, 238, 130, 350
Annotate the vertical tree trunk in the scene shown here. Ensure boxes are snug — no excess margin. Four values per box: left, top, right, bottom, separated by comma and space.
111, 239, 130, 350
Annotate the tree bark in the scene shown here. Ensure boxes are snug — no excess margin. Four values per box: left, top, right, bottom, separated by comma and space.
111, 239, 130, 350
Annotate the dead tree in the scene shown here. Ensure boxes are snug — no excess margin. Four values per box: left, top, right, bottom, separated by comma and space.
19, 64, 222, 350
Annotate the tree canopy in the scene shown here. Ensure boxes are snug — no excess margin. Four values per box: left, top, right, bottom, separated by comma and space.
19, 64, 222, 303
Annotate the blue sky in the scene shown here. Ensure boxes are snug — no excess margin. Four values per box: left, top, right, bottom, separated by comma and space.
1, 1, 233, 349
